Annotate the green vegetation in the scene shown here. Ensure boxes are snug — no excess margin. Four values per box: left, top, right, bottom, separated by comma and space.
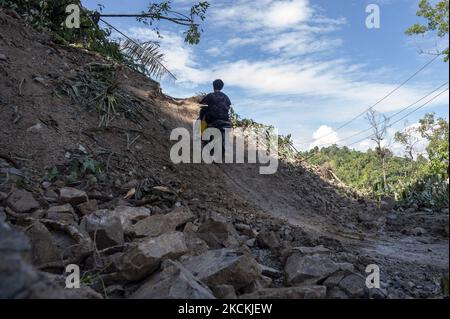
230, 108, 298, 161
406, 0, 449, 62
0, 0, 209, 78
302, 113, 449, 211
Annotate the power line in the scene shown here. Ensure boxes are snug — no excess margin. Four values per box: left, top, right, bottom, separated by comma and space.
345, 86, 449, 148
312, 81, 449, 148
298, 54, 441, 145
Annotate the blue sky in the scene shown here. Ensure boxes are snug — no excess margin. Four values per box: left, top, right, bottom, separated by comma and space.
81, 0, 449, 154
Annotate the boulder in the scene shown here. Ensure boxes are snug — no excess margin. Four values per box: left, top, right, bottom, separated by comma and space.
184, 232, 209, 256
242, 275, 273, 294
0, 221, 35, 298
59, 187, 88, 205
46, 204, 77, 224
235, 223, 257, 238
119, 232, 188, 281
132, 206, 193, 238
167, 206, 195, 228
130, 260, 214, 299
25, 272, 103, 299
256, 230, 280, 253
132, 214, 175, 238
25, 221, 60, 266
46, 211, 76, 224
182, 249, 261, 290
239, 286, 327, 299
77, 200, 98, 215
212, 285, 237, 299
197, 220, 240, 249
338, 273, 368, 298
284, 254, 339, 286
323, 271, 347, 288
80, 210, 124, 250
112, 205, 151, 235
6, 189, 40, 213
326, 287, 349, 299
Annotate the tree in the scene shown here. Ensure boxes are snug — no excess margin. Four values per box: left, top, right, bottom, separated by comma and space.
394, 123, 421, 160
130, 1, 210, 45
418, 113, 449, 178
406, 0, 449, 62
366, 109, 390, 189
0, 1, 210, 79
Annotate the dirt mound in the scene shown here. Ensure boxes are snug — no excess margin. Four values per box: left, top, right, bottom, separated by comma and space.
0, 10, 448, 299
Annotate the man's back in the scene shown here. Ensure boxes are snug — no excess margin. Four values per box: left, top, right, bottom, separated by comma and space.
200, 91, 231, 123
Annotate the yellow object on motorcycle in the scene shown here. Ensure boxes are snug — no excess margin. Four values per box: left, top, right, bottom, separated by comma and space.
201, 116, 208, 134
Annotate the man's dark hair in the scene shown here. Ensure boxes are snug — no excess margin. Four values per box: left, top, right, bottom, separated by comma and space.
213, 79, 224, 91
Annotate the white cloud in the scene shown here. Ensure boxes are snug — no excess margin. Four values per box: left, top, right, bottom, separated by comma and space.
211, 0, 312, 31
309, 125, 340, 149
126, 27, 210, 85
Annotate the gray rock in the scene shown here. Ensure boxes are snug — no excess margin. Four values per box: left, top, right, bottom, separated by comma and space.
0, 221, 31, 259
242, 275, 273, 294
59, 187, 88, 205
0, 222, 34, 298
338, 273, 368, 298
25, 222, 60, 266
239, 286, 327, 299
130, 260, 214, 299
46, 204, 77, 224
260, 264, 282, 278
184, 232, 209, 256
284, 254, 339, 285
46, 211, 76, 224
212, 285, 237, 299
132, 214, 175, 238
235, 223, 257, 237
256, 230, 280, 253
323, 271, 347, 288
77, 200, 98, 215
112, 205, 151, 235
0, 53, 7, 61
119, 232, 188, 281
197, 220, 240, 249
132, 206, 193, 238
26, 272, 103, 299
0, 207, 6, 222
80, 210, 124, 250
290, 245, 330, 256
6, 189, 40, 213
47, 204, 75, 215
246, 238, 256, 247
182, 249, 261, 290
326, 287, 349, 299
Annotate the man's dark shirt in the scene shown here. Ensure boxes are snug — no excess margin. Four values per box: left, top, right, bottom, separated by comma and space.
200, 92, 231, 123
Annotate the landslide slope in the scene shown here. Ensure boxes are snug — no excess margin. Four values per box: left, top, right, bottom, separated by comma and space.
0, 10, 448, 299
